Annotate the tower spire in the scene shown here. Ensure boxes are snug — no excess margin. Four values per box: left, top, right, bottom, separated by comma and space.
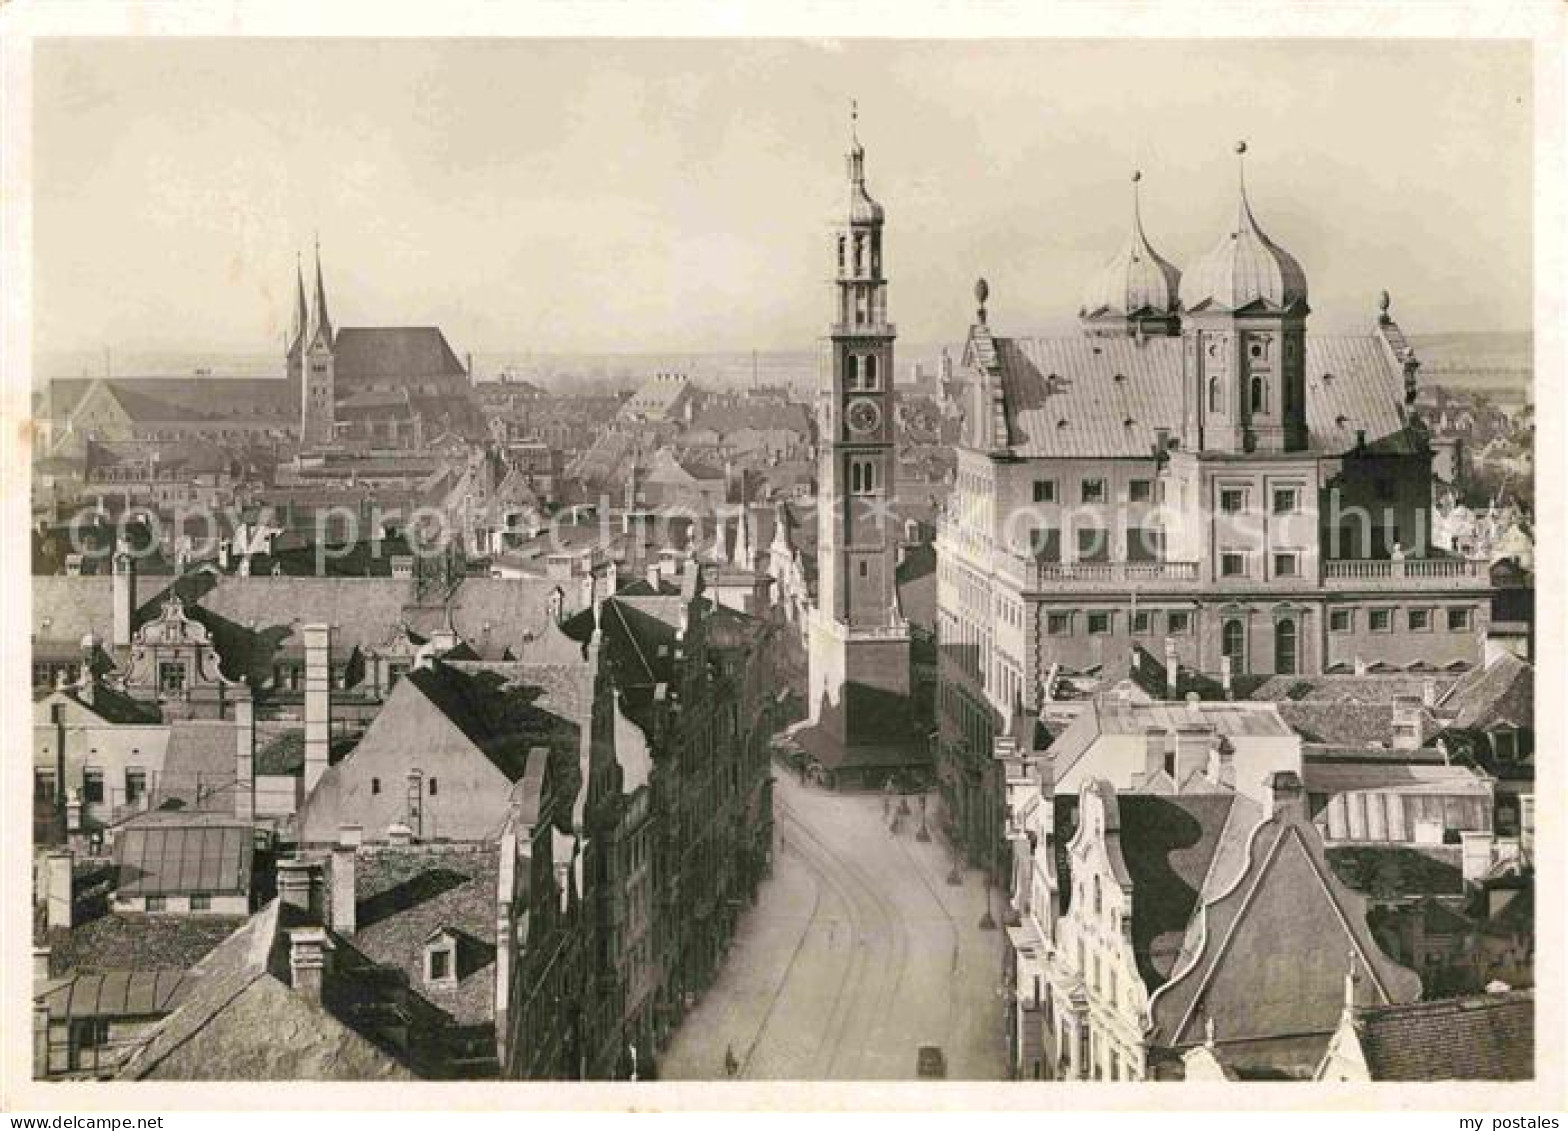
1234, 140, 1253, 234
311, 232, 332, 346
1132, 169, 1146, 244
289, 251, 308, 356
848, 98, 865, 184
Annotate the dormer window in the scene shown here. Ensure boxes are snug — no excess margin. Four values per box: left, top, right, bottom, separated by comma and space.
423, 928, 459, 987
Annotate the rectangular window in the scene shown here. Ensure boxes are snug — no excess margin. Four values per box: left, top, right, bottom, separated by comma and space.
1220, 488, 1248, 514
1408, 608, 1432, 631
1126, 527, 1164, 563
1370, 609, 1393, 632
1220, 551, 1247, 577
125, 768, 148, 805
429, 949, 451, 981
1167, 611, 1192, 635
1032, 480, 1057, 503
158, 662, 186, 693
1272, 487, 1300, 515
371, 777, 382, 795
190, 893, 211, 911
429, 778, 439, 796
35, 769, 57, 802
1330, 609, 1353, 633
1087, 612, 1112, 635
1080, 479, 1107, 504
1046, 613, 1072, 636
1447, 607, 1472, 632
1128, 479, 1153, 503
1272, 552, 1299, 578
1131, 611, 1152, 635
146, 895, 167, 912
1027, 526, 1061, 563
1077, 527, 1110, 563
83, 769, 105, 805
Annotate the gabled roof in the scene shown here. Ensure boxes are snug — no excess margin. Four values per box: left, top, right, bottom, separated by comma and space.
1148, 782, 1422, 1053
331, 327, 467, 385
117, 900, 414, 1081
976, 330, 1413, 459
1354, 990, 1533, 1080
154, 721, 241, 812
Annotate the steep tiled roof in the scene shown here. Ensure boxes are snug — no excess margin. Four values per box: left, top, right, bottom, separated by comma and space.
1249, 674, 1456, 705
48, 377, 296, 423
1276, 702, 1400, 747
332, 327, 467, 386
117, 900, 414, 1080
154, 721, 240, 812
1112, 792, 1239, 991
1325, 845, 1465, 898
1441, 652, 1532, 731
987, 332, 1411, 458
349, 844, 500, 1028
1355, 990, 1534, 1080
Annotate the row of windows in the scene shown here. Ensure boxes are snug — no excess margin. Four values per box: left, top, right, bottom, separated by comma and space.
848, 459, 882, 494
1033, 478, 1163, 506
369, 775, 439, 796
35, 767, 148, 806
1218, 549, 1304, 578
1330, 606, 1472, 633
1218, 485, 1308, 515
1027, 526, 1164, 564
1045, 609, 1192, 637
144, 893, 213, 912
1208, 373, 1289, 416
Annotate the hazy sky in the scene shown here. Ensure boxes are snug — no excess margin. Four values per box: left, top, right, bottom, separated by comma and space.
34, 38, 1532, 357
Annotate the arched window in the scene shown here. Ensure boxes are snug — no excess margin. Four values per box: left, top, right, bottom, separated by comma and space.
864, 354, 879, 390
1208, 376, 1221, 413
1251, 375, 1267, 413
1275, 618, 1298, 675
1222, 618, 1246, 671
850, 461, 863, 493
846, 356, 860, 391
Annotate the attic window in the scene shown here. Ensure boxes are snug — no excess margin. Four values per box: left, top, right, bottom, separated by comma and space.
424, 932, 458, 986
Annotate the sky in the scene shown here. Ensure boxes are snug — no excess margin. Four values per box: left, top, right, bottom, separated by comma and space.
33, 38, 1534, 358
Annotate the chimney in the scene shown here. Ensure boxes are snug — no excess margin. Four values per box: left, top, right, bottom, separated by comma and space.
33, 945, 52, 984
112, 543, 135, 648
1143, 726, 1171, 783
330, 844, 358, 935
276, 857, 317, 917
1391, 695, 1424, 751
646, 560, 661, 590
1354, 654, 1367, 678
1460, 830, 1496, 886
234, 689, 255, 821
1173, 725, 1212, 787
44, 850, 73, 930
1164, 637, 1179, 699
288, 927, 334, 1005
1265, 771, 1307, 823
387, 821, 414, 846
1421, 677, 1438, 708
302, 624, 332, 795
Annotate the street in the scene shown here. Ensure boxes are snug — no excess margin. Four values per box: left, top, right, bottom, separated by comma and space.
659, 769, 1011, 1080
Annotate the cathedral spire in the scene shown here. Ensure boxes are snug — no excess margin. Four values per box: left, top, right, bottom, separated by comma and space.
310, 234, 333, 347
289, 252, 308, 356
848, 99, 866, 185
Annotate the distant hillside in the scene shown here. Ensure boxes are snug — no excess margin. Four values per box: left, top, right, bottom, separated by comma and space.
1408, 331, 1532, 404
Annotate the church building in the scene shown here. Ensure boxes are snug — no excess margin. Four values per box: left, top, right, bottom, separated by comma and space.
289, 243, 482, 450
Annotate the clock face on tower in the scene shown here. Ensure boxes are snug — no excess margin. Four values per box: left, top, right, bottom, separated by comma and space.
846, 397, 881, 436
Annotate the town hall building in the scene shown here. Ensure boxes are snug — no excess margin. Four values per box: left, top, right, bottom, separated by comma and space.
936, 147, 1494, 870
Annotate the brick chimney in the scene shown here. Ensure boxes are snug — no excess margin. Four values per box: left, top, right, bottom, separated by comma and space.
1391, 695, 1424, 751
44, 850, 73, 930
288, 927, 334, 1005
1265, 771, 1307, 823
277, 857, 318, 918
1173, 724, 1213, 787
1460, 830, 1496, 886
302, 624, 332, 796
234, 689, 255, 821
330, 842, 358, 935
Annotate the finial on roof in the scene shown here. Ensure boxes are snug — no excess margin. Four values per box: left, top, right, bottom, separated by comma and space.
1379, 289, 1392, 318
974, 277, 989, 325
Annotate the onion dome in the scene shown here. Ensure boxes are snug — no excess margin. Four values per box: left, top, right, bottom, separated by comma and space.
1081, 171, 1182, 319
846, 103, 884, 225
1181, 142, 1309, 314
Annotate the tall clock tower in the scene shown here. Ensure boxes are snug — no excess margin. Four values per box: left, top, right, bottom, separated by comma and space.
806, 116, 913, 762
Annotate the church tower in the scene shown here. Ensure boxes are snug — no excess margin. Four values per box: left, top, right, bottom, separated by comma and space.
1179, 143, 1310, 454
300, 239, 337, 448
285, 254, 308, 396
807, 110, 913, 757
